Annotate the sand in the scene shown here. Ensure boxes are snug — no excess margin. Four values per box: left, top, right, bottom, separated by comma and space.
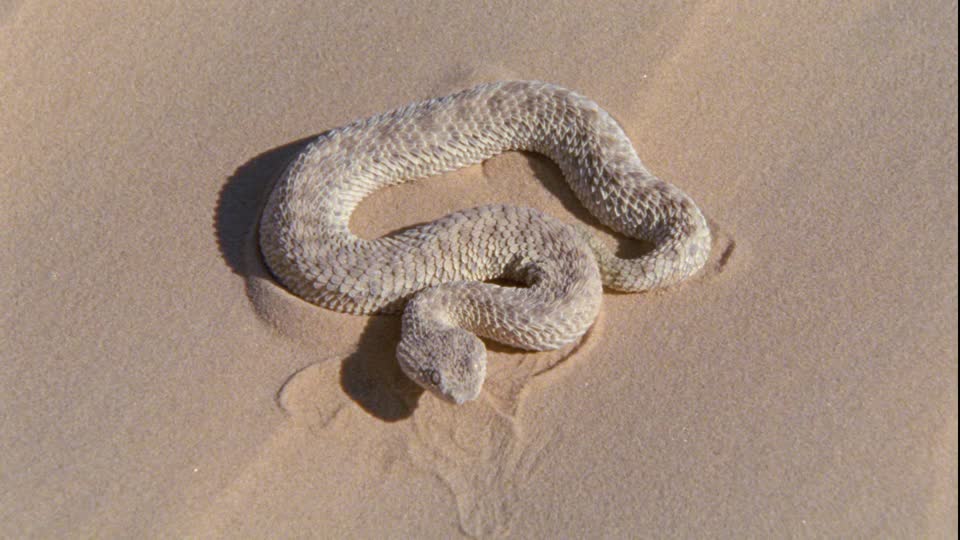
2, 1, 956, 537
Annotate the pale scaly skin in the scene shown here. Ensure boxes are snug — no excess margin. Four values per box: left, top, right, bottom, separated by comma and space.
259, 81, 711, 404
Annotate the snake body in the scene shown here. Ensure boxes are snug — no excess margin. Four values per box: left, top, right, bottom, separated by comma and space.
259, 81, 710, 403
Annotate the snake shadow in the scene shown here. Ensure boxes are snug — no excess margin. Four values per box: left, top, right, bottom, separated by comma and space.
215, 134, 427, 421
215, 135, 317, 279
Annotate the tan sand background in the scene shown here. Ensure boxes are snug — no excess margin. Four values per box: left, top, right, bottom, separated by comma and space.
2, 1, 957, 537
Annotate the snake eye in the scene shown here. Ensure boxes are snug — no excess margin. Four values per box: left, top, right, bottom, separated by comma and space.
419, 368, 441, 386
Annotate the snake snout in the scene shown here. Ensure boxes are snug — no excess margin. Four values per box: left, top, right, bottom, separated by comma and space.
436, 331, 487, 404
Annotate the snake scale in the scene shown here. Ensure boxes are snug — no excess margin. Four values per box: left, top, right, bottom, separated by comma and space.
259, 81, 710, 403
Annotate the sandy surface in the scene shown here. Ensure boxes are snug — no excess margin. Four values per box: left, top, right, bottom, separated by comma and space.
2, 1, 956, 537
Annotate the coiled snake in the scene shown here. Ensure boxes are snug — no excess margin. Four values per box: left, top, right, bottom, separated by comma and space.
259, 81, 710, 403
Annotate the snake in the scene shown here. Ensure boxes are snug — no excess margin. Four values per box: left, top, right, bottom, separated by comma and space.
258, 81, 711, 404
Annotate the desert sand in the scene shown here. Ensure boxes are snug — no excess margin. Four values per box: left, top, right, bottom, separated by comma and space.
2, 1, 956, 538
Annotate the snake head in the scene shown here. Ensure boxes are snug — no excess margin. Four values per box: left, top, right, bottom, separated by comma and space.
397, 326, 487, 404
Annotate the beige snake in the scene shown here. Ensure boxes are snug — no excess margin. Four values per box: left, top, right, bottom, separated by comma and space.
259, 81, 711, 404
